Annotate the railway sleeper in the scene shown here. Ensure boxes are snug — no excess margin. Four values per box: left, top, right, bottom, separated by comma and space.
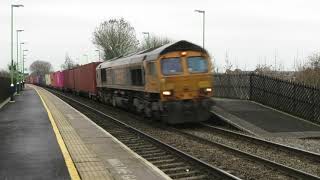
117, 136, 142, 140
140, 151, 168, 158
127, 145, 155, 149
149, 158, 177, 165
161, 166, 193, 173
157, 162, 186, 169
125, 143, 154, 148
175, 174, 209, 180
169, 170, 201, 179
134, 148, 163, 154
144, 155, 173, 161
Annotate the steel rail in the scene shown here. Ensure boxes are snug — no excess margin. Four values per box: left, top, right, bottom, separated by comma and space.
201, 123, 320, 161
48, 88, 240, 180
173, 126, 320, 180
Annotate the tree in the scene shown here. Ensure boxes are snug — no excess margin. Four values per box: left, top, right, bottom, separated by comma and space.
93, 18, 139, 61
139, 34, 172, 50
29, 60, 53, 76
295, 52, 320, 87
308, 52, 320, 69
61, 53, 77, 70
254, 64, 273, 74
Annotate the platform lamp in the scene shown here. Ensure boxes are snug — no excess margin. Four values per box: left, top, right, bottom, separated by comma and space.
19, 42, 26, 90
10, 4, 24, 101
16, 29, 24, 94
22, 49, 28, 89
194, 9, 205, 48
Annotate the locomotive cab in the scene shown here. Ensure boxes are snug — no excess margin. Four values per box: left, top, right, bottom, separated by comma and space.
154, 50, 214, 124
159, 51, 213, 101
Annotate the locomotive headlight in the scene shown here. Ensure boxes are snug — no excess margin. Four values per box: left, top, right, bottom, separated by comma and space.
181, 51, 187, 56
205, 88, 212, 92
162, 90, 172, 96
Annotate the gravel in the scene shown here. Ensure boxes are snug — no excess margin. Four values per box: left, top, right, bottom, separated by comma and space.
265, 137, 320, 154
181, 127, 320, 177
57, 92, 302, 180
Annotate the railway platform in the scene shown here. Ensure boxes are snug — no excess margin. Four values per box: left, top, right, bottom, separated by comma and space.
0, 85, 170, 180
211, 98, 320, 138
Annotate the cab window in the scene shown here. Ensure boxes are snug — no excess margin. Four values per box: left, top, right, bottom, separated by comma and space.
187, 56, 208, 73
147, 62, 157, 77
161, 57, 182, 75
101, 69, 106, 82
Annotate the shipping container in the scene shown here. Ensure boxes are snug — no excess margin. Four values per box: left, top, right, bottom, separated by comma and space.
52, 71, 64, 89
50, 73, 55, 87
38, 75, 46, 86
63, 69, 75, 91
74, 62, 101, 96
45, 74, 51, 86
34, 75, 40, 85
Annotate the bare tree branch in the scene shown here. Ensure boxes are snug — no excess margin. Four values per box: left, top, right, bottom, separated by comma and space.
139, 34, 172, 50
29, 60, 53, 76
61, 53, 78, 70
92, 18, 139, 61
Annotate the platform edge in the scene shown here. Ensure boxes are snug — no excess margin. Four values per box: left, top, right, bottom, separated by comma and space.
33, 86, 81, 180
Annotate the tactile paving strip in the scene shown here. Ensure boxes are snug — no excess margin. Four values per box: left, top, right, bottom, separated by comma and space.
36, 87, 112, 180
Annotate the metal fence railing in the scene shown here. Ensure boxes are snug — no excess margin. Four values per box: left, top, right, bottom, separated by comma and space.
213, 73, 320, 124
214, 73, 251, 100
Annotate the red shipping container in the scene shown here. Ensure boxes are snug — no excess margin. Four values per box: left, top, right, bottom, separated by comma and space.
63, 69, 75, 91
74, 62, 101, 96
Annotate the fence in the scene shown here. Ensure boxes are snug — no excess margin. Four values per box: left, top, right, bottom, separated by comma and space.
0, 77, 12, 104
213, 73, 320, 124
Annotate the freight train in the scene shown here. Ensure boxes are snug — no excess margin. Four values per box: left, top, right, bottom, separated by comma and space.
27, 40, 214, 124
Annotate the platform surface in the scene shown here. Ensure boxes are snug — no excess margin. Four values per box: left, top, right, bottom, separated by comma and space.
0, 87, 70, 179
34, 85, 170, 180
211, 98, 320, 137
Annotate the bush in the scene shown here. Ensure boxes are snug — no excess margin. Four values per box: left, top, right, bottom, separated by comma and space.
0, 77, 11, 103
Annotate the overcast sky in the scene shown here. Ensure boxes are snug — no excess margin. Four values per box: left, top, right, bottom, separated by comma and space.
1, 0, 320, 72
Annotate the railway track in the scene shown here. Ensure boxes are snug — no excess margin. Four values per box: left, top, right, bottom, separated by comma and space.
174, 124, 320, 180
47, 88, 320, 180
48, 88, 238, 180
202, 123, 320, 166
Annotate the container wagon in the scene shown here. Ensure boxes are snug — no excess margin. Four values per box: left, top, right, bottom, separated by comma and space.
63, 69, 75, 92
74, 62, 101, 98
53, 71, 64, 90
50, 73, 55, 87
45, 74, 51, 87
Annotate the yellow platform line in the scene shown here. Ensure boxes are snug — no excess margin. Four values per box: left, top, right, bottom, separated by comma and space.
34, 87, 81, 180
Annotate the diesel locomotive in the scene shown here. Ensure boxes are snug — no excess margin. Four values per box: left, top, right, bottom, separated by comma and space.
96, 40, 214, 124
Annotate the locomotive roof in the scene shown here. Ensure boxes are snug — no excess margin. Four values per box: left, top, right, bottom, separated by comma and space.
97, 40, 207, 69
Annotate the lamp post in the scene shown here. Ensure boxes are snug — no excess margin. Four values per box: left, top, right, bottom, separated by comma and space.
10, 4, 23, 101
22, 49, 28, 89
16, 29, 24, 94
194, 9, 205, 48
95, 49, 100, 61
20, 42, 26, 89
